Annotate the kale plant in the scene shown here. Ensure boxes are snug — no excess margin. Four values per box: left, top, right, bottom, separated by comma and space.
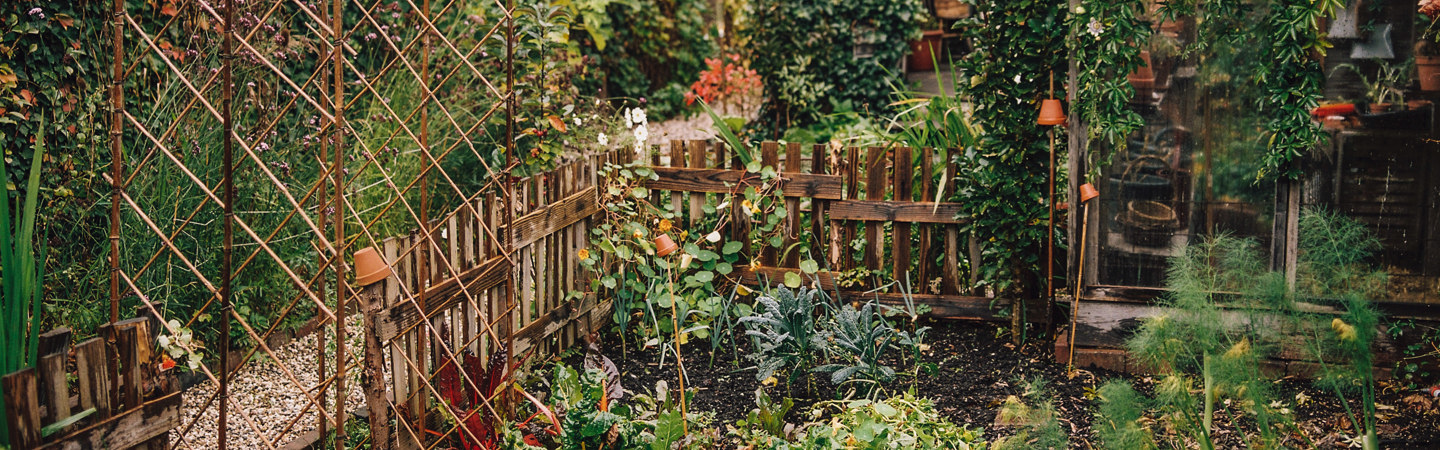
813, 301, 902, 397
739, 286, 827, 387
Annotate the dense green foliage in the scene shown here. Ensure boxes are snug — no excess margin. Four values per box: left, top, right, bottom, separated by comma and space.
575, 0, 717, 120
742, 0, 924, 134
0, 119, 46, 447
1068, 0, 1149, 161
1, 0, 112, 337
953, 0, 1068, 306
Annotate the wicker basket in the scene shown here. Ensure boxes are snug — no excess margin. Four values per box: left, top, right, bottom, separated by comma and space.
1118, 201, 1179, 248
935, 0, 970, 19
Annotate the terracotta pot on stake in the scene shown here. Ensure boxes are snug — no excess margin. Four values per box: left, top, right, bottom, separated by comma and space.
1067, 183, 1100, 372
654, 234, 678, 257
1037, 71, 1066, 335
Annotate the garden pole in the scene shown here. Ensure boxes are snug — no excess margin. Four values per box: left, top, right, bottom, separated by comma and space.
1046, 72, 1056, 333
219, 0, 236, 446
1067, 184, 1096, 371
331, 0, 349, 444
503, 0, 518, 417
108, 0, 124, 327
415, 0, 432, 438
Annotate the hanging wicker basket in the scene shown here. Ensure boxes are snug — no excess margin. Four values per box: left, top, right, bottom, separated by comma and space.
1118, 201, 1179, 247
934, 0, 970, 19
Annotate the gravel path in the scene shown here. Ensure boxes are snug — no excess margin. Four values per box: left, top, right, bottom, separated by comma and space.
650, 112, 718, 143
175, 315, 366, 449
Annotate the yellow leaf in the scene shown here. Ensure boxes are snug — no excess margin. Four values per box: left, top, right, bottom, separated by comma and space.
546, 115, 567, 133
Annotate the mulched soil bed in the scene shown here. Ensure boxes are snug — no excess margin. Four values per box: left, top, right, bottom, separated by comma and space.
560, 319, 1440, 448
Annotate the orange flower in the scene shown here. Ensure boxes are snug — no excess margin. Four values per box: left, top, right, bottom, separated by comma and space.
658, 219, 672, 233
578, 249, 590, 260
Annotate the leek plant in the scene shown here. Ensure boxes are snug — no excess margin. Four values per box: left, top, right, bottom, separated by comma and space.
0, 124, 48, 447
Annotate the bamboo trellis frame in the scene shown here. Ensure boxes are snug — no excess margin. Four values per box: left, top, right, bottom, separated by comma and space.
102, 0, 550, 447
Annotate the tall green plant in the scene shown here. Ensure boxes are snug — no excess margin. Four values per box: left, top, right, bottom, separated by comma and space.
953, 0, 1068, 337
0, 122, 48, 446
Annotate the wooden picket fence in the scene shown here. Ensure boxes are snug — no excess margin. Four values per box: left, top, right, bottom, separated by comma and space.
354, 141, 1042, 448
642, 140, 1037, 321
362, 150, 629, 448
2, 320, 179, 449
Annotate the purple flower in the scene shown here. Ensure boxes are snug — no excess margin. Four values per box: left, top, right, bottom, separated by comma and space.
28, 8, 45, 19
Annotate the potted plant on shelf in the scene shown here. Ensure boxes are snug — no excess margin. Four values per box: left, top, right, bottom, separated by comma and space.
1332, 59, 1409, 113
1420, 1, 1440, 91
909, 12, 944, 72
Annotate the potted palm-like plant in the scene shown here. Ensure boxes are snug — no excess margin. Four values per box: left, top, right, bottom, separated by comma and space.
1333, 60, 1409, 113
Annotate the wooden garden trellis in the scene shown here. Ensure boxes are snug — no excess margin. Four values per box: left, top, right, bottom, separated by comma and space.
100, 0, 537, 448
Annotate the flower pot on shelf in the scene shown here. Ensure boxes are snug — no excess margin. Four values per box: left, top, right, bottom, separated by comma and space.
908, 30, 945, 72
1128, 51, 1156, 103
654, 234, 678, 257
1417, 56, 1440, 91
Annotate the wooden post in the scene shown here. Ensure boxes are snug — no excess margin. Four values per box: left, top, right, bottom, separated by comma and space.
917, 147, 934, 292
811, 144, 830, 270
783, 142, 803, 268
761, 142, 780, 266
3, 368, 40, 448
688, 141, 708, 229
864, 147, 888, 276
892, 146, 914, 290
361, 280, 393, 450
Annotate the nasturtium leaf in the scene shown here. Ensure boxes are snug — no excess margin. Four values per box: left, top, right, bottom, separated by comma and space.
783, 272, 802, 288
715, 262, 733, 275
799, 259, 819, 274
693, 271, 714, 283
723, 241, 743, 254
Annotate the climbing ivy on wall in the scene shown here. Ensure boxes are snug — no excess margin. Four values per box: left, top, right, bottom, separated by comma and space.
1068, 0, 1149, 169
743, 0, 924, 134
1254, 0, 1339, 181
953, 0, 1068, 301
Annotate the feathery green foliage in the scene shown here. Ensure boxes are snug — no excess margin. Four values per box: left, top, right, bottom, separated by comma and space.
1093, 381, 1156, 450
993, 377, 1068, 450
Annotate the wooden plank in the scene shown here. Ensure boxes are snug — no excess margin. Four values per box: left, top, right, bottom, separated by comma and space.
511, 294, 612, 358
838, 146, 860, 272
783, 142, 803, 268
917, 147, 934, 291
116, 324, 141, 411
4, 368, 40, 448
689, 140, 708, 228
378, 256, 511, 342
641, 167, 845, 200
811, 144, 830, 270
827, 200, 966, 223
761, 142, 780, 266
73, 338, 111, 418
892, 147, 914, 288
670, 140, 685, 218
38, 328, 71, 358
38, 390, 181, 450
40, 352, 70, 424
733, 267, 1017, 322
864, 147, 887, 272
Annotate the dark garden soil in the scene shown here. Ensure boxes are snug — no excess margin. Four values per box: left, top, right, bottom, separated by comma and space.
559, 319, 1440, 448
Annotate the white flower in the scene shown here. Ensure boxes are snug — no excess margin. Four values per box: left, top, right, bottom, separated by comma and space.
1087, 18, 1104, 38
598, 132, 609, 146
158, 335, 171, 347
573, 116, 583, 127
705, 231, 721, 243
634, 124, 649, 143
633, 108, 647, 126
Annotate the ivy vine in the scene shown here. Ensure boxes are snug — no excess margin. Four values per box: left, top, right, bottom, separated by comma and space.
953, 0, 1068, 300
1253, 0, 1339, 181
1068, 0, 1149, 170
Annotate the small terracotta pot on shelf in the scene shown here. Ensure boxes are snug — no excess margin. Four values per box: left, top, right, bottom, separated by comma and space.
1418, 56, 1440, 91
354, 247, 393, 286
654, 234, 678, 257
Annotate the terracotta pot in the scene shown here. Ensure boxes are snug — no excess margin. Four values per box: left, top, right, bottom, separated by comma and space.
1079, 183, 1099, 202
1418, 56, 1440, 91
1128, 51, 1156, 101
908, 30, 945, 72
1369, 103, 1394, 114
354, 247, 392, 286
654, 234, 678, 257
1037, 99, 1066, 126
